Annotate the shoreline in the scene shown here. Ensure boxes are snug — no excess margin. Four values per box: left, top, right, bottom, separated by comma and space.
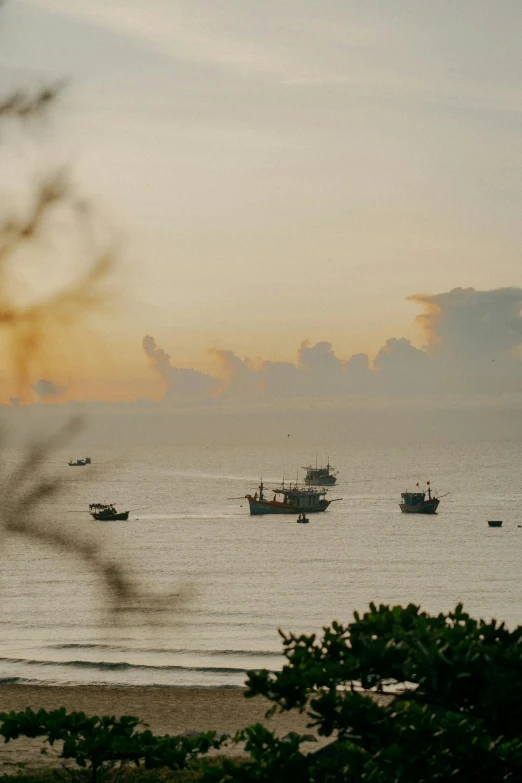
0, 681, 248, 690
0, 683, 321, 770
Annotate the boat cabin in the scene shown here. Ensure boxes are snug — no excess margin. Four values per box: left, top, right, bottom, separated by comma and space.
276, 484, 327, 509
302, 461, 338, 485
400, 491, 426, 507
306, 467, 329, 480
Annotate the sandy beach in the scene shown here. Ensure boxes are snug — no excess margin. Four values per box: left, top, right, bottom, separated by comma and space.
0, 684, 320, 771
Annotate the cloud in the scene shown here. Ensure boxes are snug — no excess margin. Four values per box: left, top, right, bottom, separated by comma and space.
143, 335, 218, 400
31, 379, 68, 400
373, 338, 428, 394
375, 337, 426, 369
25, 0, 340, 85
143, 334, 172, 382
410, 287, 522, 360
142, 288, 522, 407
409, 287, 522, 394
25, 0, 521, 111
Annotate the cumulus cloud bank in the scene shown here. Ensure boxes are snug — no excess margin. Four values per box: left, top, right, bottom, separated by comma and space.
143, 335, 218, 400
143, 288, 522, 406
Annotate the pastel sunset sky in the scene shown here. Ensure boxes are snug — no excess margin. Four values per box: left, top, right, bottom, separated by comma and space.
0, 1, 521, 404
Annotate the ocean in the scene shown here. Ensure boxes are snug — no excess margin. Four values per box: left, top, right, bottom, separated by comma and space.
1, 439, 521, 689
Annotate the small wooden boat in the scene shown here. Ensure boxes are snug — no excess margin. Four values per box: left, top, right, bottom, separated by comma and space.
488, 520, 502, 528
400, 483, 439, 514
89, 504, 129, 521
68, 457, 91, 467
296, 514, 309, 524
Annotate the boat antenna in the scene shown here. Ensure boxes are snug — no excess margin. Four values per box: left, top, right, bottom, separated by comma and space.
282, 466, 285, 488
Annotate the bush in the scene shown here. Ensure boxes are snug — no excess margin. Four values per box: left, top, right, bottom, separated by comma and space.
0, 709, 226, 783
201, 603, 522, 782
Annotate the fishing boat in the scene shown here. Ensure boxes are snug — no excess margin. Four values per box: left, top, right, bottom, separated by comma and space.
68, 457, 91, 467
400, 482, 439, 514
245, 481, 338, 515
89, 504, 129, 521
302, 459, 338, 486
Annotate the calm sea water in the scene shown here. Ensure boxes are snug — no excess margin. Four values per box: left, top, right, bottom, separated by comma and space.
1, 441, 521, 688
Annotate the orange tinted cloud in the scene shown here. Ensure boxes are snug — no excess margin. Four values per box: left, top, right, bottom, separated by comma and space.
142, 287, 522, 405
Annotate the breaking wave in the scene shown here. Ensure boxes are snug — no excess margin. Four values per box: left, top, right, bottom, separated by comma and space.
0, 657, 253, 675
49, 644, 279, 657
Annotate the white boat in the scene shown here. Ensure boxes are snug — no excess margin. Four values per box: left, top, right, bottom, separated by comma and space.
400, 483, 439, 514
245, 481, 341, 515
302, 460, 338, 486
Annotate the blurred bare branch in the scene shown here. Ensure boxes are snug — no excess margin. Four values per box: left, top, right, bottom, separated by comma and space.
0, 171, 68, 266
0, 169, 114, 392
0, 19, 189, 625
0, 82, 64, 120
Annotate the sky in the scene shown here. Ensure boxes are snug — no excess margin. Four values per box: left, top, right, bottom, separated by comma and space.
0, 1, 521, 406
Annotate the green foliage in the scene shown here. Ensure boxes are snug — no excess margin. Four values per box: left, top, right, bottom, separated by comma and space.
0, 765, 226, 783
0, 709, 227, 783
201, 724, 313, 783
202, 603, 522, 782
